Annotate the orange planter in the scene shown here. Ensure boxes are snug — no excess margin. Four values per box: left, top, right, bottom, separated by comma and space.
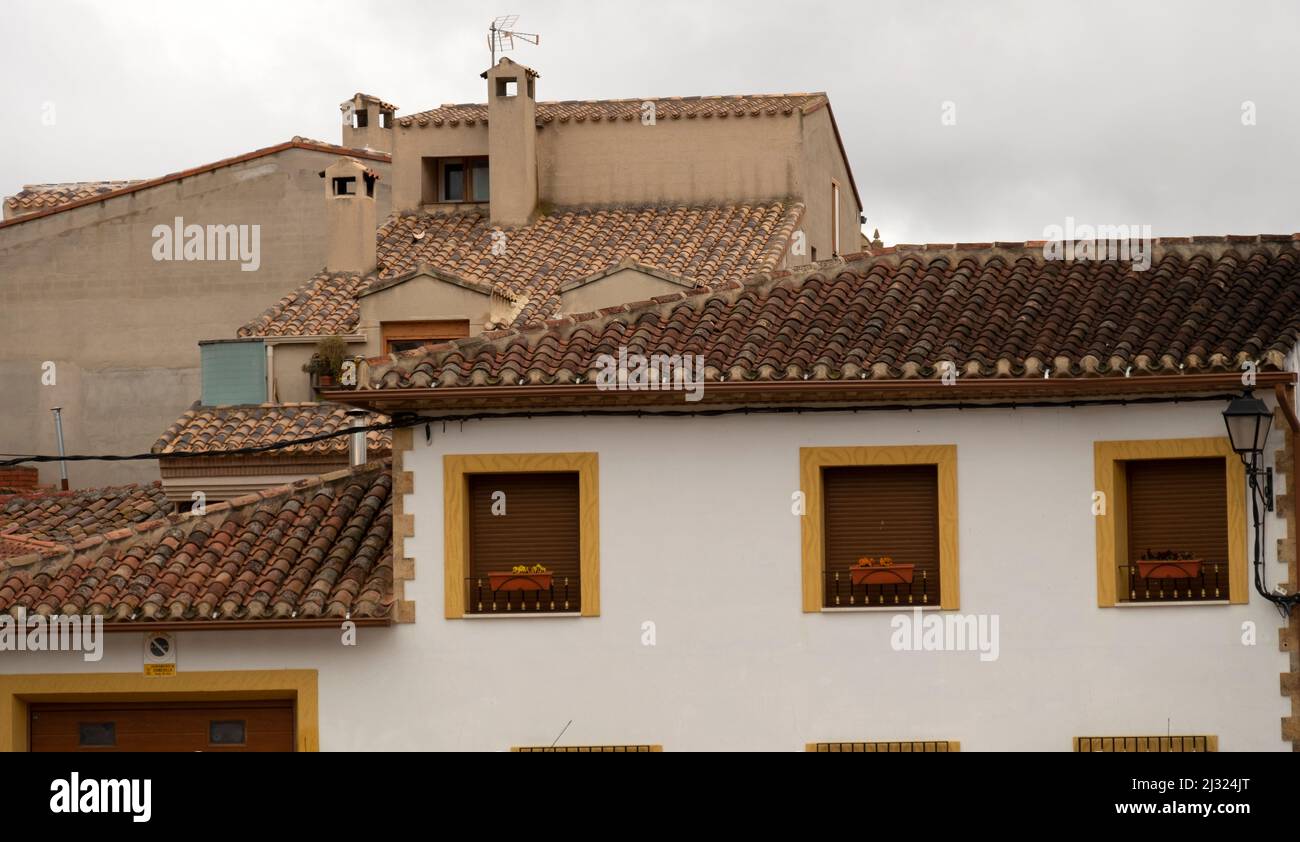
849, 563, 915, 586
488, 571, 553, 592
1136, 559, 1202, 579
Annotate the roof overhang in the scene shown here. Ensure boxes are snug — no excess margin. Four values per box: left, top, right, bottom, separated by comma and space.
326, 371, 1296, 414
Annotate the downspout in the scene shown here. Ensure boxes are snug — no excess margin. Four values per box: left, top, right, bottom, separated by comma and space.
50, 407, 69, 490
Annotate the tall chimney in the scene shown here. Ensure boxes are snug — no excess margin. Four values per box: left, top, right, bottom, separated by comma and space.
323, 158, 378, 274
484, 58, 539, 227
340, 93, 397, 153
51, 407, 69, 490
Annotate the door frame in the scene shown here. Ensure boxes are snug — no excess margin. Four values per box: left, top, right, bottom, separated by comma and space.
0, 670, 318, 752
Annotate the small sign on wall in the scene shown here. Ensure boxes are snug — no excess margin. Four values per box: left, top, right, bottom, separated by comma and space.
143, 632, 176, 677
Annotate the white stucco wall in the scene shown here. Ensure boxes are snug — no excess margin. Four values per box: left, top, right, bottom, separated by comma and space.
3, 398, 1291, 751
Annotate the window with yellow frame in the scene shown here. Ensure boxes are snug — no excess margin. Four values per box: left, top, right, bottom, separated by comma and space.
1093, 437, 1247, 606
799, 445, 960, 611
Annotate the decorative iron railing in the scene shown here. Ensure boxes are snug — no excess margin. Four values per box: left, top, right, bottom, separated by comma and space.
1120, 561, 1228, 602
823, 567, 937, 607
465, 575, 579, 614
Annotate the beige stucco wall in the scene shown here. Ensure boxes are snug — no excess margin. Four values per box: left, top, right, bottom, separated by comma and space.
0, 147, 391, 488
270, 339, 366, 404
560, 268, 689, 315
392, 126, 490, 211
795, 106, 863, 260
356, 275, 493, 357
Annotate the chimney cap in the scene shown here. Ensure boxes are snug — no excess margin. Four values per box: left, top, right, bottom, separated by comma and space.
481, 57, 540, 80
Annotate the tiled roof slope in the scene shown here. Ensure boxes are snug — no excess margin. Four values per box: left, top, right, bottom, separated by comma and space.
153, 402, 391, 456
398, 93, 827, 128
238, 201, 801, 336
0, 462, 393, 625
0, 482, 171, 544
5, 181, 145, 216
365, 237, 1300, 389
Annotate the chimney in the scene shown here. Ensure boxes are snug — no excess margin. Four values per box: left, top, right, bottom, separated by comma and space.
483, 58, 539, 227
322, 158, 378, 274
340, 93, 397, 153
347, 410, 369, 469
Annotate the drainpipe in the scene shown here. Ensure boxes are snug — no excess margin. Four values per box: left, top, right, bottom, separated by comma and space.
50, 407, 68, 490
347, 409, 368, 469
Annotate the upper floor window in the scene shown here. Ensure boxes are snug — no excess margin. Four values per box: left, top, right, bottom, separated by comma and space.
1093, 438, 1246, 606
423, 156, 489, 204
381, 320, 470, 355
800, 445, 960, 612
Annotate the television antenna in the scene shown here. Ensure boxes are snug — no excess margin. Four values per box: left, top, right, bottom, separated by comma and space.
488, 15, 540, 65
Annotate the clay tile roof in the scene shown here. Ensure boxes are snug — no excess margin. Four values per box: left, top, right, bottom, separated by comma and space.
397, 93, 827, 128
364, 237, 1300, 389
0, 482, 171, 545
238, 201, 802, 337
4, 181, 145, 216
350, 93, 398, 112
0, 462, 394, 625
153, 402, 391, 456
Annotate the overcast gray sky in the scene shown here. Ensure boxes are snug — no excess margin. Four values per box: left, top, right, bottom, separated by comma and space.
3, 0, 1297, 244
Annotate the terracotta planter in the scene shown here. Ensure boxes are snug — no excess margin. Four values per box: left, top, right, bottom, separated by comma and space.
316, 374, 336, 389
488, 571, 554, 592
1136, 559, 1202, 579
849, 563, 915, 586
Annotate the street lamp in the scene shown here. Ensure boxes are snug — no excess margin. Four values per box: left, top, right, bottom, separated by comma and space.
1222, 389, 1291, 613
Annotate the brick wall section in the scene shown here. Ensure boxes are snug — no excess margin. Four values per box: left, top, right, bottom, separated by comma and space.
0, 467, 39, 492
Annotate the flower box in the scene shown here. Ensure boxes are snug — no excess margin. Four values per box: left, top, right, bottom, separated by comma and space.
849, 563, 915, 586
1136, 559, 1202, 579
488, 571, 554, 592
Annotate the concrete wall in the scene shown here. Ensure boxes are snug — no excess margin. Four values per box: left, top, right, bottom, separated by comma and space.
0, 148, 390, 488
4, 399, 1288, 751
269, 339, 366, 404
796, 106, 863, 259
560, 268, 689, 315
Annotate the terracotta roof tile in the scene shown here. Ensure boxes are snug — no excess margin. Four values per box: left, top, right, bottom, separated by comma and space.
398, 93, 827, 128
4, 181, 146, 215
0, 482, 171, 545
364, 238, 1300, 388
0, 463, 393, 625
153, 402, 391, 456
238, 201, 801, 337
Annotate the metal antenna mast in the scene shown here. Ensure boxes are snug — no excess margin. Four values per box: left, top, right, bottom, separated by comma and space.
488, 15, 540, 64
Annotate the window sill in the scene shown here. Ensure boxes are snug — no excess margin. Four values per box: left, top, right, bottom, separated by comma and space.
1112, 600, 1230, 608
462, 612, 584, 620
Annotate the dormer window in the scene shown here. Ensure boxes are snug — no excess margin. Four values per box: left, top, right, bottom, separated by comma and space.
422, 156, 490, 204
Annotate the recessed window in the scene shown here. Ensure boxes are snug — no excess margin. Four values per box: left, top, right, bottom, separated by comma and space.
1093, 438, 1245, 607
381, 320, 470, 355
800, 445, 959, 611
821, 464, 940, 607
422, 157, 489, 204
1074, 735, 1217, 752
807, 740, 960, 752
443, 453, 600, 618
209, 720, 247, 745
78, 722, 115, 747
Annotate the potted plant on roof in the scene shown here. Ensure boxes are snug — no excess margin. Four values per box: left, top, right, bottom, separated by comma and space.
1136, 549, 1202, 579
848, 556, 915, 586
302, 335, 349, 391
488, 563, 553, 593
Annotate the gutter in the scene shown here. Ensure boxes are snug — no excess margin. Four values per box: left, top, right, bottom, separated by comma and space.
327, 371, 1297, 411
102, 616, 393, 633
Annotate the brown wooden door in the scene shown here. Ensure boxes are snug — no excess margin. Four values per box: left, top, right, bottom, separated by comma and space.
29, 701, 295, 752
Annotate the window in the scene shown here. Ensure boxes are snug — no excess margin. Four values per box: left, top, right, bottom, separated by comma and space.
512, 745, 662, 752
1073, 735, 1217, 752
831, 180, 841, 256
1093, 438, 1246, 606
496, 77, 518, 97
443, 453, 599, 618
332, 176, 356, 196
422, 157, 489, 204
381, 320, 470, 355
807, 740, 960, 752
353, 108, 369, 129
800, 446, 959, 611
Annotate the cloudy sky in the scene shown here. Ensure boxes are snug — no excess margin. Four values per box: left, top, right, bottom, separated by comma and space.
3, 0, 1297, 243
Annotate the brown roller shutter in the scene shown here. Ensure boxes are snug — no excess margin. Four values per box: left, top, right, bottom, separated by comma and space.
467, 472, 581, 612
822, 465, 940, 606
1125, 457, 1229, 599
